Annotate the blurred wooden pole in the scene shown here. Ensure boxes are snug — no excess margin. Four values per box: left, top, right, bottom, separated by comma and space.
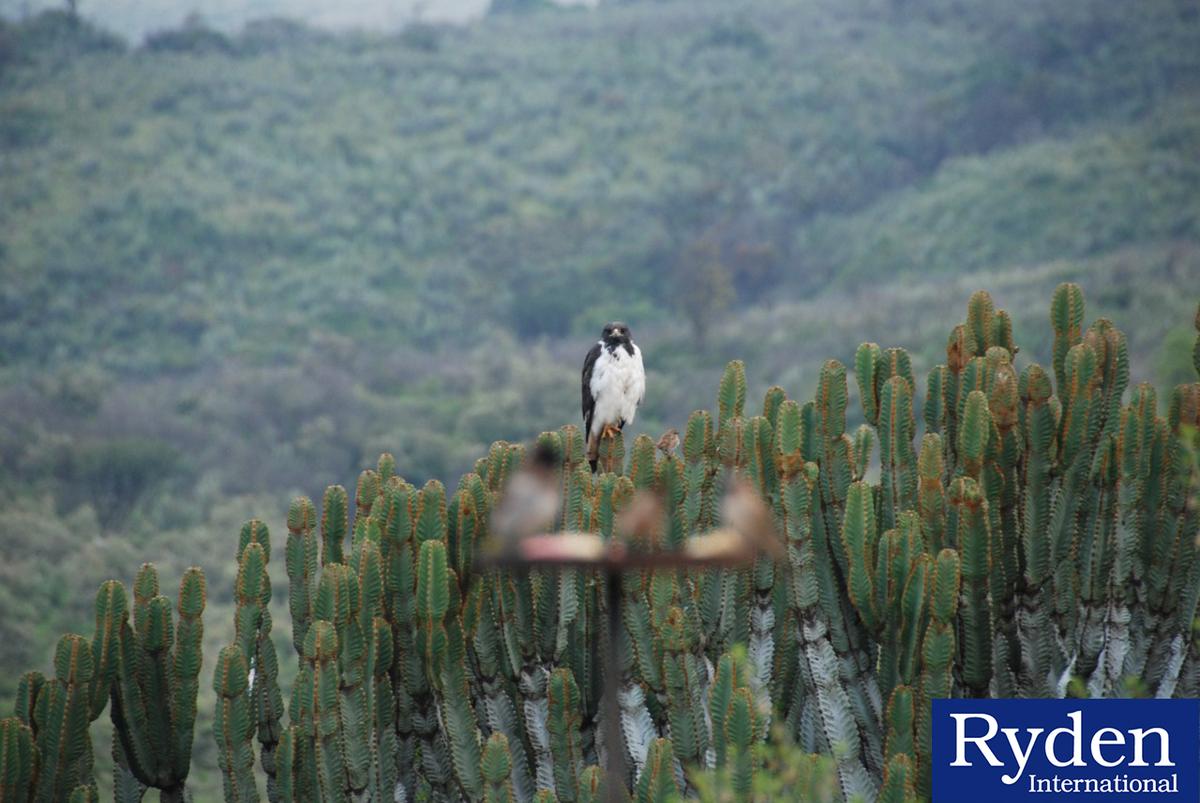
603, 568, 625, 803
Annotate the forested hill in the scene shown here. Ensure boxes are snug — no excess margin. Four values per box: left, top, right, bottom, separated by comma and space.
0, 4, 1198, 791
2, 0, 1199, 513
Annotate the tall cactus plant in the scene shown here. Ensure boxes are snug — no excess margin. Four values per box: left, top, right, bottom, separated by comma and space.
232, 521, 284, 801
111, 564, 208, 802
0, 564, 206, 802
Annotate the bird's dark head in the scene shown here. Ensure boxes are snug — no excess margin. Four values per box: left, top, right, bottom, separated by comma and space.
601, 321, 633, 345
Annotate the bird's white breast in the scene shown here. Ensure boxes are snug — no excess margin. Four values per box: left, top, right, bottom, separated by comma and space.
589, 343, 645, 438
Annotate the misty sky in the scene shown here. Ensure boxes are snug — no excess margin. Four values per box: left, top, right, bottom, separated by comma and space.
0, 0, 560, 40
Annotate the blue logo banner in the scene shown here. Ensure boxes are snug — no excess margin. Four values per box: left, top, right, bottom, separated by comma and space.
932, 699, 1200, 802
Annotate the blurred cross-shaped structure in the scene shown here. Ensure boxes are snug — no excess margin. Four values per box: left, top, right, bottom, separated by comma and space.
479, 465, 780, 802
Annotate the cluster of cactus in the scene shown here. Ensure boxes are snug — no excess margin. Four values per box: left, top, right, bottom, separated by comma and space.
3, 285, 1199, 802
1, 565, 206, 803
248, 431, 764, 803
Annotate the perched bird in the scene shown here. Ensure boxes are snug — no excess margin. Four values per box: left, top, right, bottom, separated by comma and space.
720, 477, 784, 559
616, 490, 665, 548
656, 428, 680, 458
682, 476, 784, 564
485, 443, 563, 559
581, 322, 645, 472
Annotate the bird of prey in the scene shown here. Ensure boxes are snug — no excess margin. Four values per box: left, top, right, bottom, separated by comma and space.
581, 322, 645, 472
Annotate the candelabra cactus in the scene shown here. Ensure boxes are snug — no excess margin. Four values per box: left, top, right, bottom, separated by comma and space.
28, 635, 96, 803
112, 565, 208, 802
3, 286, 1198, 803
0, 564, 206, 802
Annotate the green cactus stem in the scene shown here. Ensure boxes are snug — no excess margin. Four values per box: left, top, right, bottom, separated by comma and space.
0, 717, 38, 803
213, 645, 259, 803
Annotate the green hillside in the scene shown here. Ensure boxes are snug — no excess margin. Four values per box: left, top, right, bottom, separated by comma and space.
1, 0, 1198, 796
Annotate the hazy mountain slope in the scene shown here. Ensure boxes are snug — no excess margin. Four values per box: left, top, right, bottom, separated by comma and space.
2, 0, 1196, 381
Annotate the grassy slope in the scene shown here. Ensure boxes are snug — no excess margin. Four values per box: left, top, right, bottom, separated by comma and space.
0, 0, 1198, 796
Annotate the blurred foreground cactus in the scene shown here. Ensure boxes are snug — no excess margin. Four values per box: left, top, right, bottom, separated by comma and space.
3, 286, 1199, 802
